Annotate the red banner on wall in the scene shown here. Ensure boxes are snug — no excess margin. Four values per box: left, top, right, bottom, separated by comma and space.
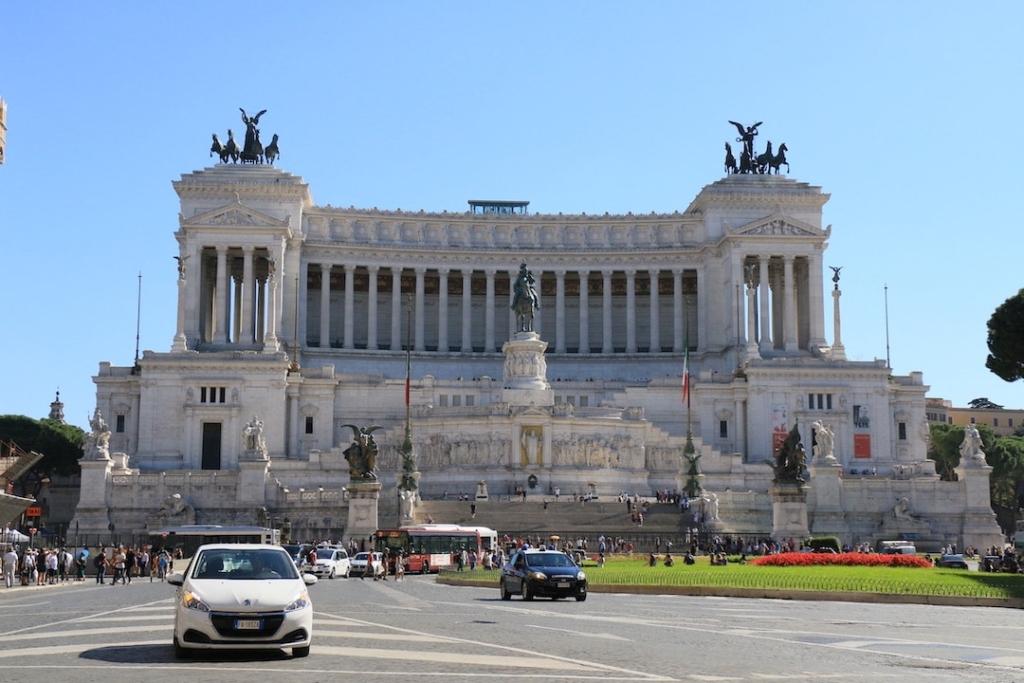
854, 434, 872, 459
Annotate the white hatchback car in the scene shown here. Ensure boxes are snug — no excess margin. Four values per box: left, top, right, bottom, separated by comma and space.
168, 544, 317, 658
349, 551, 385, 577
306, 547, 351, 579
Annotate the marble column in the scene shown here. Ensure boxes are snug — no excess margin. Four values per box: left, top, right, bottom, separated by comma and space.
809, 251, 827, 349
602, 270, 613, 354
256, 276, 266, 342
696, 267, 707, 352
649, 270, 660, 353
831, 283, 846, 360
625, 269, 637, 353
297, 260, 308, 349
367, 266, 379, 350
319, 264, 332, 348
783, 255, 797, 352
758, 256, 772, 353
461, 270, 472, 352
343, 264, 355, 349
391, 268, 402, 350
172, 273, 188, 352
287, 385, 300, 458
232, 274, 242, 343
672, 269, 684, 352
241, 246, 255, 344
555, 270, 566, 353
213, 246, 229, 343
578, 270, 590, 353
437, 268, 449, 352
746, 281, 759, 360
414, 267, 426, 351
485, 269, 496, 351
265, 271, 279, 349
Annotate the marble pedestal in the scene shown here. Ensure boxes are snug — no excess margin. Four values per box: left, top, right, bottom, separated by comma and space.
70, 457, 113, 534
344, 480, 381, 546
771, 482, 810, 540
808, 462, 849, 539
475, 480, 489, 501
502, 332, 553, 407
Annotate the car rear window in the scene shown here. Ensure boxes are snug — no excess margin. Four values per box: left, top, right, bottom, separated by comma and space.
526, 553, 575, 568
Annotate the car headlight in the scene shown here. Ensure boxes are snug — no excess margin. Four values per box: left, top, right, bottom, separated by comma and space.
528, 571, 547, 582
285, 589, 311, 612
576, 571, 587, 581
182, 590, 210, 612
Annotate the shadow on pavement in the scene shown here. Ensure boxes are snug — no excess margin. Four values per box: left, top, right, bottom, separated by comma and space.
79, 644, 292, 664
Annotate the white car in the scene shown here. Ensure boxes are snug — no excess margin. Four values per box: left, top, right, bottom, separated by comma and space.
168, 544, 317, 658
349, 551, 384, 577
305, 547, 351, 579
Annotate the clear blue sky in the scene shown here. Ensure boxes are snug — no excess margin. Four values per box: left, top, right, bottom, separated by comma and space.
2, 2, 1021, 428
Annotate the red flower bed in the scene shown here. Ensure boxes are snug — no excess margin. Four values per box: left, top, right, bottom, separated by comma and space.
751, 552, 931, 568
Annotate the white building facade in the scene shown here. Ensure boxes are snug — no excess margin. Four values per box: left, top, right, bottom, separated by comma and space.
73, 163, 1002, 549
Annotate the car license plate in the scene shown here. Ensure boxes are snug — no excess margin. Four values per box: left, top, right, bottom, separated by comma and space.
557, 581, 570, 588
235, 619, 261, 630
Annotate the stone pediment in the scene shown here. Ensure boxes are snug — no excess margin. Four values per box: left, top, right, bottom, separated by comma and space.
181, 201, 289, 229
731, 214, 828, 238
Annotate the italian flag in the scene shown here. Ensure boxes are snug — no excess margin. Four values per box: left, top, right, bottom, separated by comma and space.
681, 347, 690, 405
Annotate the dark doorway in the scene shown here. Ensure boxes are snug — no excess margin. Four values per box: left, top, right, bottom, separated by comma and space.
201, 422, 222, 470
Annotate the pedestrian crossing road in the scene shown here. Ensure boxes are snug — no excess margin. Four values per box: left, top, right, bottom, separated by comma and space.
0, 578, 1021, 682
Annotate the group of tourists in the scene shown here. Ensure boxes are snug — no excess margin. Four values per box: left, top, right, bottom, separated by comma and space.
2, 546, 78, 587
90, 545, 173, 585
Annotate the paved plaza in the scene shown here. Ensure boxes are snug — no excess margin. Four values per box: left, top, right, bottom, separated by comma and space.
0, 575, 1020, 681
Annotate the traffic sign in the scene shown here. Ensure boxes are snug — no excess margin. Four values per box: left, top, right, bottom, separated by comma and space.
25, 506, 42, 518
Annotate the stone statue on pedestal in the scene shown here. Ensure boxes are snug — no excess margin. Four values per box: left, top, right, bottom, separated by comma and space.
811, 420, 837, 463
84, 408, 111, 460
959, 423, 985, 463
510, 263, 540, 333
242, 415, 268, 460
772, 424, 807, 484
342, 424, 382, 481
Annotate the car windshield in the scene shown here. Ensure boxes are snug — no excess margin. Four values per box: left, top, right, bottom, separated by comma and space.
526, 553, 575, 568
316, 549, 335, 560
192, 549, 299, 580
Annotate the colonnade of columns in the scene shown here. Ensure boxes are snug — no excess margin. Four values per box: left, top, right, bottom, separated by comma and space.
305, 265, 702, 355
198, 246, 276, 345
738, 253, 819, 353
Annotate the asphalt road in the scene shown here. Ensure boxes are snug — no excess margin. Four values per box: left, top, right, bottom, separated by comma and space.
0, 573, 1021, 682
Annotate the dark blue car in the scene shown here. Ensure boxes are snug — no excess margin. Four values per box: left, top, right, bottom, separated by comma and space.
500, 549, 587, 601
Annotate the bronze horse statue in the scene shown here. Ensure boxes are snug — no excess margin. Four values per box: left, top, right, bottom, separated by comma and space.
210, 134, 223, 160
264, 134, 280, 165
510, 263, 540, 333
724, 142, 737, 175
769, 143, 789, 175
222, 130, 239, 163
755, 140, 773, 175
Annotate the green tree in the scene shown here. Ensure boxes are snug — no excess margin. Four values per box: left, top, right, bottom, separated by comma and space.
0, 415, 85, 477
927, 423, 964, 481
986, 288, 1024, 382
985, 435, 1024, 532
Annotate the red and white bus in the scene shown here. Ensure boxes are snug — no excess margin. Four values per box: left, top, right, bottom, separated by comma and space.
374, 524, 498, 573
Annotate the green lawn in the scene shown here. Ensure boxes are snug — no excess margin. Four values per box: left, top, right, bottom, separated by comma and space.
442, 557, 1024, 600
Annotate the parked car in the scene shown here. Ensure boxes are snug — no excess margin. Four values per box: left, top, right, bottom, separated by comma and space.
167, 544, 316, 658
501, 548, 587, 601
305, 547, 350, 579
936, 553, 968, 569
349, 552, 384, 577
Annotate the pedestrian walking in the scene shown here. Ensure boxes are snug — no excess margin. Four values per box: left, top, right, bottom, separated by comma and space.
94, 549, 107, 584
2, 547, 17, 588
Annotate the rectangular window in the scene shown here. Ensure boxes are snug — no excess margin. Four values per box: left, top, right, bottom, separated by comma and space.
305, 416, 314, 434
115, 415, 125, 433
452, 395, 461, 407
719, 420, 728, 438
817, 394, 824, 410
465, 395, 475, 407
554, 395, 563, 404
439, 395, 448, 407
993, 418, 999, 427
826, 394, 833, 410
808, 393, 815, 410
898, 422, 907, 440
219, 387, 226, 403
567, 396, 576, 407
200, 387, 207, 403
1010, 419, 1015, 428
579, 396, 589, 407
970, 416, 976, 424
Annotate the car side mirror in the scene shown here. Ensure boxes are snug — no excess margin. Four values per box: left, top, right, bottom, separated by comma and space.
166, 572, 184, 586
303, 573, 319, 586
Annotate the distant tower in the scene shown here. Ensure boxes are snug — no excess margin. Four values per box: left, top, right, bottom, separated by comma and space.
48, 390, 65, 423
0, 98, 6, 165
